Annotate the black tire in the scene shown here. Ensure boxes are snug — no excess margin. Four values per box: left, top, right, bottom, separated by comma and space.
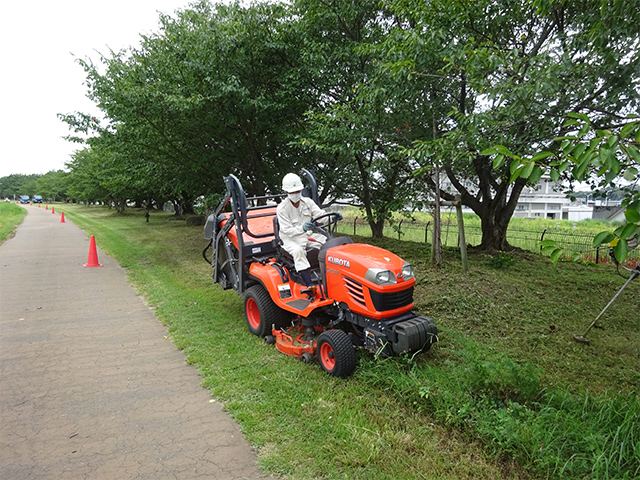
316, 330, 356, 378
244, 285, 289, 337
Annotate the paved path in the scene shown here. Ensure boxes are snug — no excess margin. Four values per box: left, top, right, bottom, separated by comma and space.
0, 205, 275, 479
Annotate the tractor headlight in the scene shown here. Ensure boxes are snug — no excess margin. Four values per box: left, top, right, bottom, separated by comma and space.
402, 263, 414, 281
365, 268, 397, 285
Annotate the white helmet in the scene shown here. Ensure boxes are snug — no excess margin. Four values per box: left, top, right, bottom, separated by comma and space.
282, 173, 303, 193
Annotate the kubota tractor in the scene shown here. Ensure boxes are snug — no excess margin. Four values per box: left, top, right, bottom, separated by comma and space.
203, 170, 437, 377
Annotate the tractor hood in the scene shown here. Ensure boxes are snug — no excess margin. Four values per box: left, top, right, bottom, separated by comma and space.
323, 242, 414, 289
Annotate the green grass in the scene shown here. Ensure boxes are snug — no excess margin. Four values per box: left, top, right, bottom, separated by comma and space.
55, 204, 640, 479
0, 202, 27, 244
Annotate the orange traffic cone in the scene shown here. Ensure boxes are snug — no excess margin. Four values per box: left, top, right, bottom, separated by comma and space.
60, 212, 66, 223
38, 203, 41, 208
84, 235, 103, 267
51, 206, 55, 214
46, 205, 48, 210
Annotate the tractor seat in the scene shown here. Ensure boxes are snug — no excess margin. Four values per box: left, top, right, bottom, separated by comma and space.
272, 216, 320, 270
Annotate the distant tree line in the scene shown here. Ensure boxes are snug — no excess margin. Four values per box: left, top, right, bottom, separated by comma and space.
51, 0, 638, 250
0, 172, 70, 203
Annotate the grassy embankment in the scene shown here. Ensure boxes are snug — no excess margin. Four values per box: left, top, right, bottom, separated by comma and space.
50, 203, 639, 479
0, 202, 27, 244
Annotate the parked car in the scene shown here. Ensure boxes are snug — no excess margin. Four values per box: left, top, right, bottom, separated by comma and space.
33, 195, 43, 203
19, 195, 30, 204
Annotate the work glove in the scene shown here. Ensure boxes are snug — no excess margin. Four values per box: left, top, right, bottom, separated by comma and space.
303, 221, 315, 232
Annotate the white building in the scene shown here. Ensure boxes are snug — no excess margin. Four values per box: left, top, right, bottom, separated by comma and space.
439, 174, 607, 221
562, 205, 594, 221
513, 176, 572, 220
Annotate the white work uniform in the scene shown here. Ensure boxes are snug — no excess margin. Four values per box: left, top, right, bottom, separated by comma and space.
277, 197, 326, 271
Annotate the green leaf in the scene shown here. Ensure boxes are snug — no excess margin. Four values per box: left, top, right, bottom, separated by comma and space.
623, 167, 638, 182
567, 112, 588, 120
573, 155, 591, 180
520, 161, 535, 179
531, 151, 554, 162
620, 121, 638, 139
510, 160, 522, 176
613, 239, 628, 263
626, 145, 640, 163
528, 165, 544, 183
619, 222, 639, 240
550, 169, 560, 182
550, 248, 563, 264
593, 231, 615, 246
625, 207, 640, 224
492, 154, 505, 170
494, 145, 512, 156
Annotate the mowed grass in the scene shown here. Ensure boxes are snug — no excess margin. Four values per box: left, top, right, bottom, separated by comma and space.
0, 202, 27, 244
57, 204, 639, 480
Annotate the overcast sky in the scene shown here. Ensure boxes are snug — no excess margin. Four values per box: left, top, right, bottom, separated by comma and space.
0, 0, 193, 178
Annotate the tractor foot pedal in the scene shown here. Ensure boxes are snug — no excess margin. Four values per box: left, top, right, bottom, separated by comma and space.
301, 286, 317, 300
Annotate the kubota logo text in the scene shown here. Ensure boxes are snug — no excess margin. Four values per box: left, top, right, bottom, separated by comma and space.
328, 256, 350, 268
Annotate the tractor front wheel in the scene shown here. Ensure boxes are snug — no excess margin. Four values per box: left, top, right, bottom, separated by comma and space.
244, 285, 286, 337
316, 330, 356, 378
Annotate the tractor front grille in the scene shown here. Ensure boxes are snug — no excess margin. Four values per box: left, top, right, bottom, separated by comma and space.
344, 277, 366, 307
370, 287, 414, 312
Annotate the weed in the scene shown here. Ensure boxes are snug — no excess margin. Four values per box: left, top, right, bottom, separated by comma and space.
487, 252, 516, 269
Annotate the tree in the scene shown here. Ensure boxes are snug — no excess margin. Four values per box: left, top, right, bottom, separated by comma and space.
0, 174, 41, 199
36, 170, 70, 202
63, 1, 310, 212
293, 0, 426, 236
65, 148, 111, 206
490, 114, 640, 263
379, 0, 640, 250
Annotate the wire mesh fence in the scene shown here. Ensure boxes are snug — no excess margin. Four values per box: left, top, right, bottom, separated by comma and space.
337, 217, 640, 267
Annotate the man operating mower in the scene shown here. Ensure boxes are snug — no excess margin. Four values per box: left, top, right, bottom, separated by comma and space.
276, 172, 330, 287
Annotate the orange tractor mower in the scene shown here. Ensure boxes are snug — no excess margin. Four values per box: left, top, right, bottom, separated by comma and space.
203, 170, 438, 377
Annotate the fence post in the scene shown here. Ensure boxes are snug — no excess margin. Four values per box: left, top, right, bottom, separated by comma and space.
425, 221, 430, 244
354, 217, 358, 236
455, 197, 469, 273
398, 219, 404, 240
540, 228, 547, 251
596, 246, 600, 264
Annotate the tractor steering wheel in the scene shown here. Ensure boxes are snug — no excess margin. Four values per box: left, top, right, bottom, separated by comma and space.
311, 212, 342, 237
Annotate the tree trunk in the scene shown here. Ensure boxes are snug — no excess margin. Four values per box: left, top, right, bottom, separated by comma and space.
370, 219, 385, 237
479, 213, 510, 251
172, 199, 183, 216
181, 192, 195, 215
439, 157, 527, 252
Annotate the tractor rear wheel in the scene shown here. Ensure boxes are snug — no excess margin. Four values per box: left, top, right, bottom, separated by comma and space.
316, 330, 356, 378
244, 285, 288, 337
